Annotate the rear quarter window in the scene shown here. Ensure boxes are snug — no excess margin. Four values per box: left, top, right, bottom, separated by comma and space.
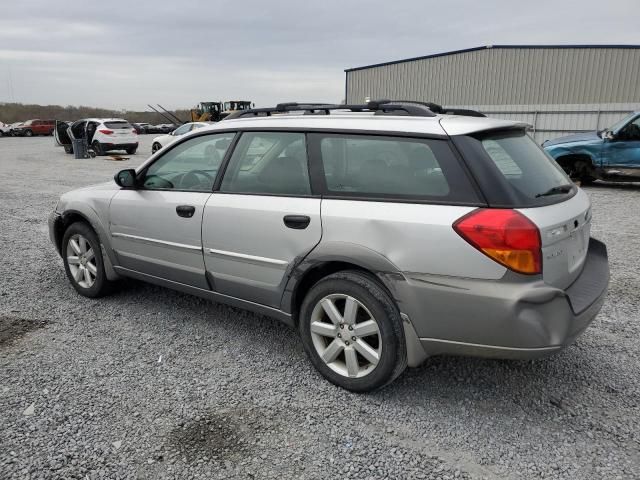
453, 129, 574, 208
310, 133, 481, 204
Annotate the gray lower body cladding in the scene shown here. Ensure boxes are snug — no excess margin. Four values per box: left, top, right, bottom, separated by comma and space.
394, 238, 609, 364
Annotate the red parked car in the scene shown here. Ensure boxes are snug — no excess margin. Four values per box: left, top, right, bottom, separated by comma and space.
12, 119, 56, 137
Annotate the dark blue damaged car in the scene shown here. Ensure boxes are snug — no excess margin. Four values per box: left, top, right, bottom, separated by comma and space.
543, 112, 640, 183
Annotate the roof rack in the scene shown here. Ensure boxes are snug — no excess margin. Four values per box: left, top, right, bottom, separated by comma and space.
223, 99, 485, 120
224, 100, 437, 119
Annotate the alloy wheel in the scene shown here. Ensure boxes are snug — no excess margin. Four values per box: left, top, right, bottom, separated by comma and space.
310, 294, 382, 378
66, 234, 97, 288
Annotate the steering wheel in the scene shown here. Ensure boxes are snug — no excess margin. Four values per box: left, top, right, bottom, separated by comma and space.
177, 170, 214, 190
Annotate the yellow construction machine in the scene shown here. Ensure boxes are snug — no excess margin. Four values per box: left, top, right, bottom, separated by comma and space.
190, 100, 254, 122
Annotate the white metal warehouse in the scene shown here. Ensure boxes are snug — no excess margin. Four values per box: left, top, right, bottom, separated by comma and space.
344, 45, 640, 143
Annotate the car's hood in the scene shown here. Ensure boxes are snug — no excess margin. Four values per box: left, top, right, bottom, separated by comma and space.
56, 181, 120, 214
74, 181, 118, 192
543, 131, 601, 147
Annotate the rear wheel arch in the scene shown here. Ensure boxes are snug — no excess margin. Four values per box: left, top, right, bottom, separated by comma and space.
286, 254, 402, 327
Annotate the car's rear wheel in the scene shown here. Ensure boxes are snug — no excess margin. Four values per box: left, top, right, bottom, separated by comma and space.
152, 142, 162, 153
299, 270, 407, 392
62, 222, 114, 298
92, 141, 103, 156
63, 145, 73, 154
126, 146, 137, 155
24, 129, 33, 137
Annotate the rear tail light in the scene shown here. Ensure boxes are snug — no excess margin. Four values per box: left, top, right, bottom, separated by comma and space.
98, 129, 113, 135
453, 209, 542, 274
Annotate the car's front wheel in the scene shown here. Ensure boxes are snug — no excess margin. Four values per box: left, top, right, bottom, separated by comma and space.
299, 270, 407, 392
24, 129, 33, 137
62, 222, 114, 298
126, 146, 137, 155
152, 142, 162, 153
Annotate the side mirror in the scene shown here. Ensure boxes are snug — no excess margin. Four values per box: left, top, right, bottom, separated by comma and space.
602, 130, 615, 141
114, 169, 137, 188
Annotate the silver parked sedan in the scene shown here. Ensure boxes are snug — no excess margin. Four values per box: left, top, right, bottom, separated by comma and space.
49, 101, 609, 392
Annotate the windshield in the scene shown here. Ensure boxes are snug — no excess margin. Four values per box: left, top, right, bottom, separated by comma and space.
607, 113, 636, 133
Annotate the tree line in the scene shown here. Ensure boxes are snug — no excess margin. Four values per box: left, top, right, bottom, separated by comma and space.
0, 102, 191, 125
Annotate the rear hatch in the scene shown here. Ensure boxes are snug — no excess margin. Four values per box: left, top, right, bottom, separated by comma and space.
103, 120, 136, 142
450, 128, 591, 289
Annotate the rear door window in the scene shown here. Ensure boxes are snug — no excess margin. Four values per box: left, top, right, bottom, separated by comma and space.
310, 133, 480, 203
220, 132, 311, 196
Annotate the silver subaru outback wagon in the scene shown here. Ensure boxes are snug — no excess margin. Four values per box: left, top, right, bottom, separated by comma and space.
49, 101, 609, 392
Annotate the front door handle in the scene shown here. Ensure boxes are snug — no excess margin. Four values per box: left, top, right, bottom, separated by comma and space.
283, 215, 311, 229
176, 205, 196, 218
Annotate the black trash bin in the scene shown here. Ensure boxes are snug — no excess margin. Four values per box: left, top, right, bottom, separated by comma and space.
72, 138, 88, 159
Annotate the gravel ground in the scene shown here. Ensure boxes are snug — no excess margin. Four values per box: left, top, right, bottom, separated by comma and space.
0, 135, 639, 479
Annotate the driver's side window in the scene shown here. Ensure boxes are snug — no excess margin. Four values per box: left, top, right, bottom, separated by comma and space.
142, 132, 236, 191
620, 117, 640, 141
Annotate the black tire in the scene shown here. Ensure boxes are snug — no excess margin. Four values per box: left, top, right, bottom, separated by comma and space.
580, 176, 596, 185
92, 141, 103, 156
126, 146, 137, 155
61, 222, 114, 298
299, 270, 407, 392
152, 142, 162, 154
64, 145, 73, 154
24, 129, 33, 137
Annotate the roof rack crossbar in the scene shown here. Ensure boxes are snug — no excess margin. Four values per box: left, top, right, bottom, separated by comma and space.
389, 100, 486, 117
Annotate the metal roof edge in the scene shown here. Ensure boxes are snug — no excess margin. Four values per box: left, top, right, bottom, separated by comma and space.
344, 44, 640, 73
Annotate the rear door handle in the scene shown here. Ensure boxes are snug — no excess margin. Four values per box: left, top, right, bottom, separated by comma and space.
283, 215, 311, 229
176, 205, 196, 218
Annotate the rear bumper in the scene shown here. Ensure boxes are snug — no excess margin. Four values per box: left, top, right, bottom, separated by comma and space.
397, 238, 609, 365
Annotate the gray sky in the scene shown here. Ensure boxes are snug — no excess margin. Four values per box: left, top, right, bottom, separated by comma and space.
0, 0, 638, 110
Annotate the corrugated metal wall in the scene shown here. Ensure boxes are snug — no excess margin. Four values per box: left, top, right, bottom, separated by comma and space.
345, 46, 640, 144
452, 103, 640, 144
345, 47, 640, 105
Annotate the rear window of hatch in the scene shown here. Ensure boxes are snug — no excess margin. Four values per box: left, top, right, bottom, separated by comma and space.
455, 129, 576, 208
104, 121, 132, 129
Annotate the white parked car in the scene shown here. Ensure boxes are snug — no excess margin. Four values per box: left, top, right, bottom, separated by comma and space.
151, 122, 209, 153
55, 118, 139, 155
0, 122, 11, 137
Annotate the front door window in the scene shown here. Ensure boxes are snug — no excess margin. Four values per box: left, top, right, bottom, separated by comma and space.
142, 133, 235, 191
